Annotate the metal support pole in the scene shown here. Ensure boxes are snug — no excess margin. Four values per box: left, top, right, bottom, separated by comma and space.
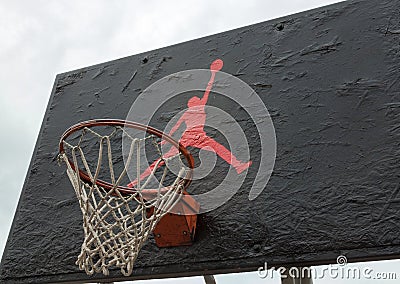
204, 275, 216, 284
281, 267, 313, 284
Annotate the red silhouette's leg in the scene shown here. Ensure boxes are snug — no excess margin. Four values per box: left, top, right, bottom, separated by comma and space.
127, 147, 180, 188
196, 136, 252, 174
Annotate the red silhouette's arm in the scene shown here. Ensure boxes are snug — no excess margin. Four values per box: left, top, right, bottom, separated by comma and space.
200, 59, 223, 105
168, 113, 186, 136
199, 72, 216, 105
160, 116, 185, 146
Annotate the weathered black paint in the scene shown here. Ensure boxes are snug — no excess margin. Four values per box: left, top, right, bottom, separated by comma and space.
1, 0, 400, 282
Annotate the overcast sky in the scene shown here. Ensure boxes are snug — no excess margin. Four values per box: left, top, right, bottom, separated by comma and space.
0, 1, 399, 283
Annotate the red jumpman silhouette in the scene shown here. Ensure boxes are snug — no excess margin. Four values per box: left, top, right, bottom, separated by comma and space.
128, 59, 251, 188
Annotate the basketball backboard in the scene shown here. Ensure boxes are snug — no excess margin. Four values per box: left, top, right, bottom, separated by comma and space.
1, 0, 400, 283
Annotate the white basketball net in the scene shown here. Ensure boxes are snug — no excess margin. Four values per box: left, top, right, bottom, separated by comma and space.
59, 125, 187, 276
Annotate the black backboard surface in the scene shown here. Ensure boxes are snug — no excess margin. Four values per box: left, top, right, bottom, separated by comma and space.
1, 0, 400, 283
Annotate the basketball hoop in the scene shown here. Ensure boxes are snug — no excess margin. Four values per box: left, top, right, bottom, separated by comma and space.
58, 119, 194, 276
